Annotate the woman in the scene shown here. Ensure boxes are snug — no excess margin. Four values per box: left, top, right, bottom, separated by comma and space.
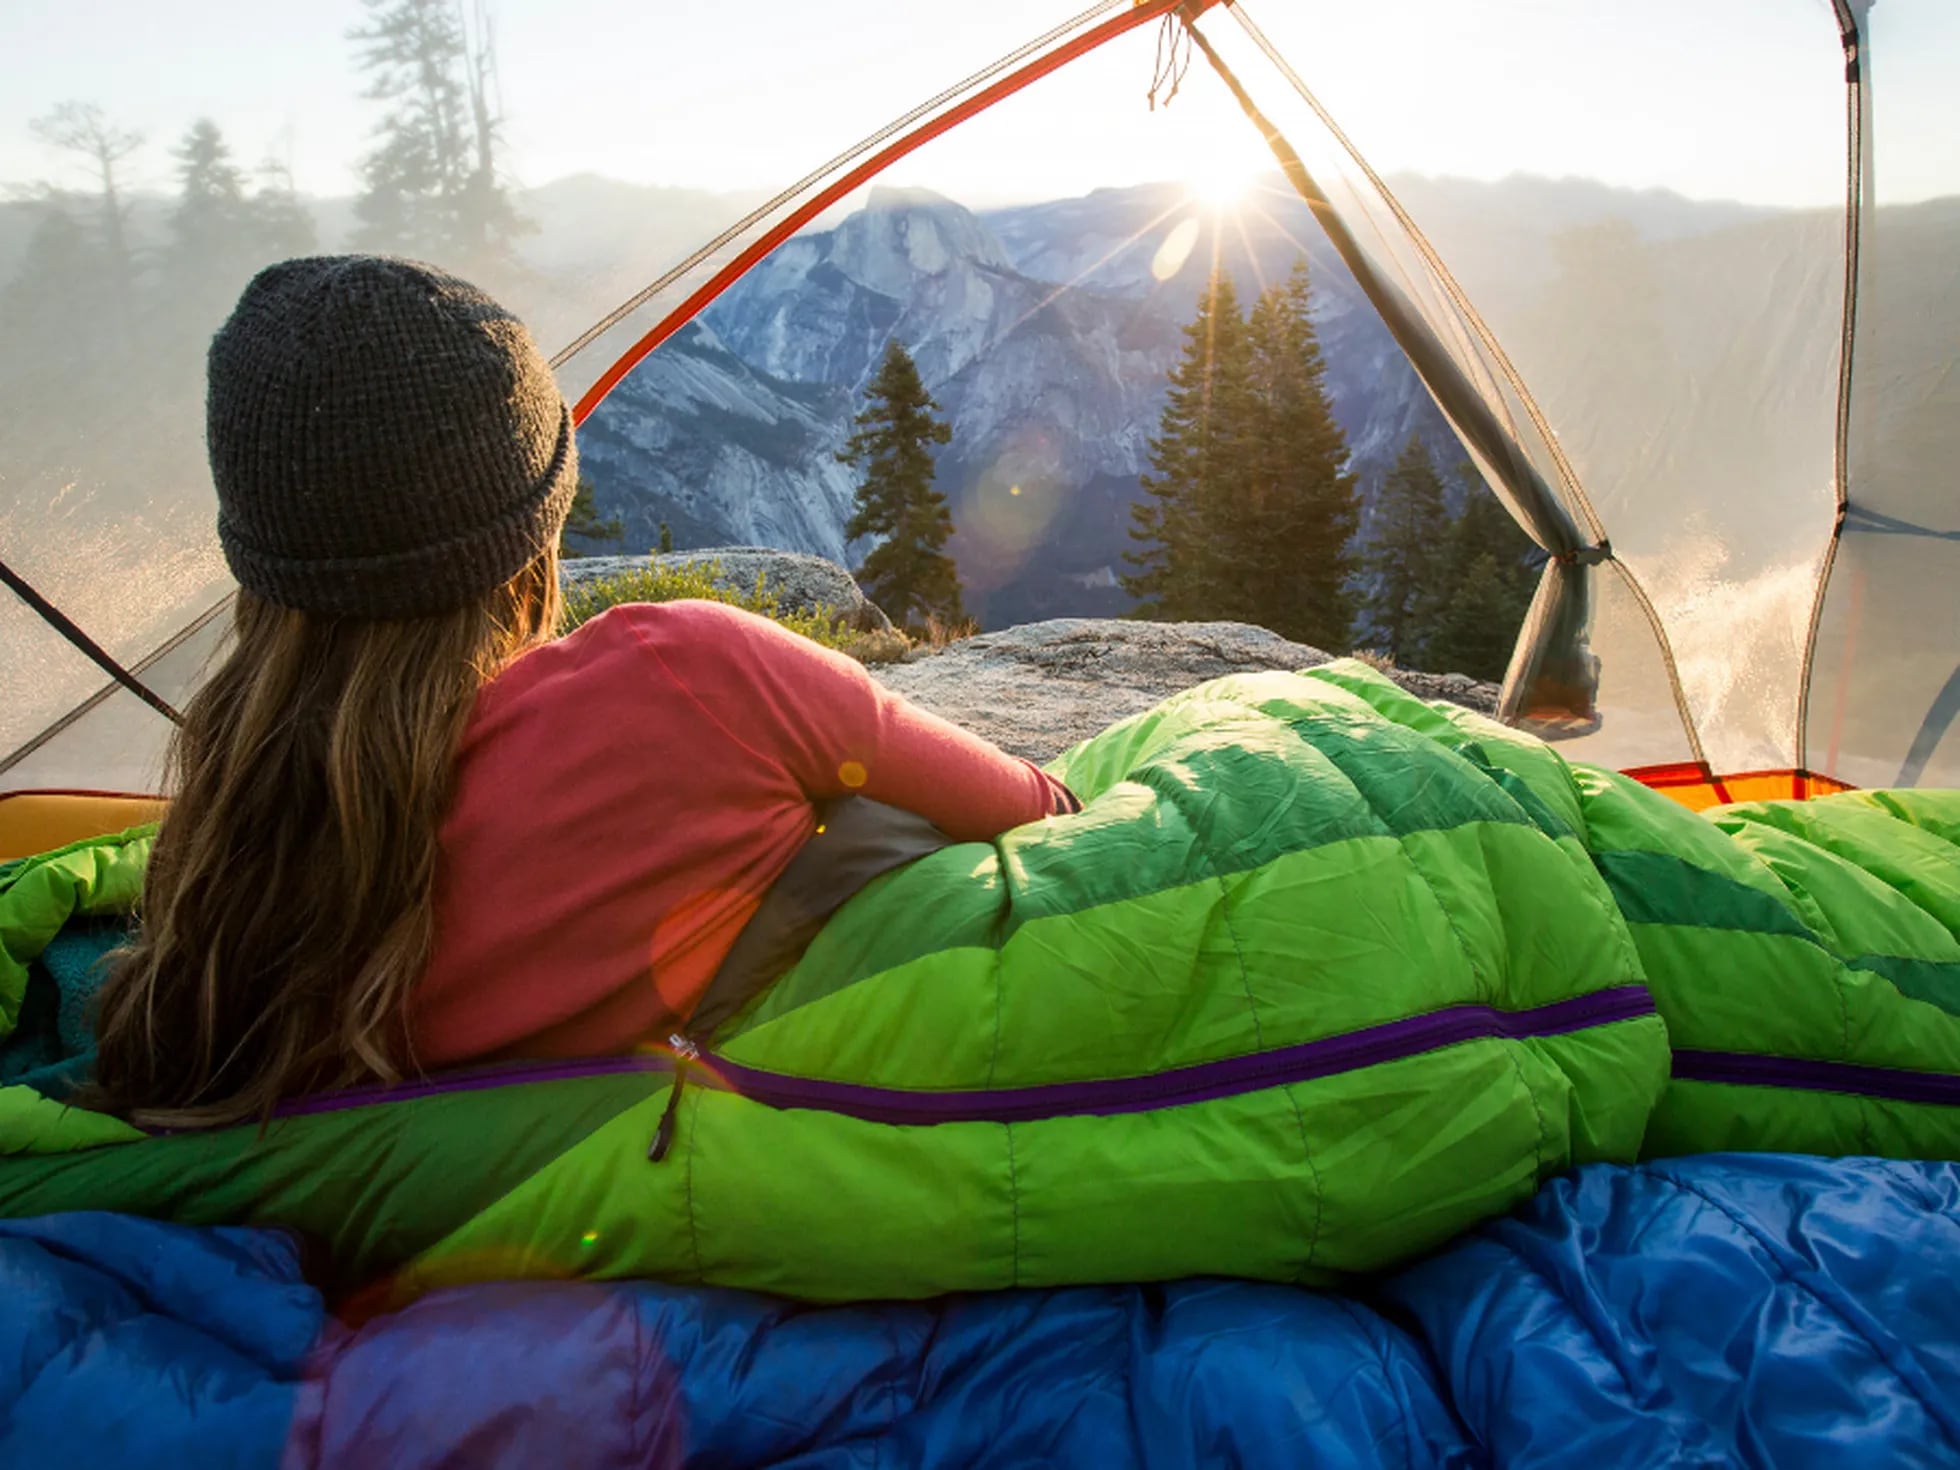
86, 255, 1075, 1129
65, 257, 1956, 1303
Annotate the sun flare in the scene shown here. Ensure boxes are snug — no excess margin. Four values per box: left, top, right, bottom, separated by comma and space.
1189, 161, 1259, 210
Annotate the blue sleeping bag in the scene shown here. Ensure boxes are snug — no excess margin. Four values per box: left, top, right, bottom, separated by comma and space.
4, 1153, 1957, 1468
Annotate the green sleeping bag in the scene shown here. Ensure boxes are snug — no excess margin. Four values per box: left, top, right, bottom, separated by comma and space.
0, 661, 1954, 1304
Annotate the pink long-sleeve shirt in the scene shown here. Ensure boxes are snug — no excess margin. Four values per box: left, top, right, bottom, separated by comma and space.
411, 599, 1072, 1065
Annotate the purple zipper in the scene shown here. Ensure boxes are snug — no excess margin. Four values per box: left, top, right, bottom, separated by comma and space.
273, 1055, 674, 1119
1672, 1049, 1960, 1107
273, 985, 1656, 1128
698, 986, 1656, 1126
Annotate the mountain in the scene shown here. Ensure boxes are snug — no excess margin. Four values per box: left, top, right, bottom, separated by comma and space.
8, 165, 1912, 637
579, 172, 1950, 632
575, 320, 860, 560
696, 187, 1199, 617
583, 180, 1455, 623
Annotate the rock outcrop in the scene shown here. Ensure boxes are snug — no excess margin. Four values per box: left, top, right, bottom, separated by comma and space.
876, 618, 1499, 764
562, 548, 893, 633
562, 552, 1501, 761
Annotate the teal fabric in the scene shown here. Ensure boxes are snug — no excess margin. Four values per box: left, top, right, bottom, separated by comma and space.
0, 919, 125, 1097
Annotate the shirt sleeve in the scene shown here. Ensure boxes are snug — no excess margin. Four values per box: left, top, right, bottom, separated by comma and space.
645, 601, 1078, 841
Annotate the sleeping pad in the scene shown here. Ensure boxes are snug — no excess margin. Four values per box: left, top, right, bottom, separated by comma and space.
0, 660, 1955, 1306
8, 1154, 1960, 1467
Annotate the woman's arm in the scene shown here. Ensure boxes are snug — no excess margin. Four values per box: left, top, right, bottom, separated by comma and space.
643, 601, 1077, 840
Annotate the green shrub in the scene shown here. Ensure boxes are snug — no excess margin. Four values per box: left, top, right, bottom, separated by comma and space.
561, 559, 912, 665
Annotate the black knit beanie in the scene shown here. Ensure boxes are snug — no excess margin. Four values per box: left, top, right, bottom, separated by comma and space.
206, 255, 578, 620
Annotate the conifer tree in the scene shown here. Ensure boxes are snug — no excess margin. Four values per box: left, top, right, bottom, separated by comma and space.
1426, 478, 1540, 679
10, 105, 147, 435
158, 122, 321, 369
348, 0, 527, 261
559, 476, 623, 556
1450, 480, 1540, 583
1239, 260, 1358, 649
1122, 272, 1254, 619
839, 338, 963, 628
164, 121, 316, 285
249, 159, 320, 259
1362, 434, 1452, 662
27, 103, 143, 329
1425, 552, 1520, 680
1127, 266, 1357, 644
167, 119, 249, 264
0, 207, 115, 431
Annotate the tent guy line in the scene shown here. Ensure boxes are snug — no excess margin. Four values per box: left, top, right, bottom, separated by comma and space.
0, 555, 182, 727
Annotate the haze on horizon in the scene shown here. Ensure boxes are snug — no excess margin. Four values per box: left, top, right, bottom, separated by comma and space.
1, 0, 1955, 216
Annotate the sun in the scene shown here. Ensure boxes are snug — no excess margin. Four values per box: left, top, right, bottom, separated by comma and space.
1189, 159, 1260, 210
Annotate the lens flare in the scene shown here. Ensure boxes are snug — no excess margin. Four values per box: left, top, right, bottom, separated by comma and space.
1151, 216, 1202, 281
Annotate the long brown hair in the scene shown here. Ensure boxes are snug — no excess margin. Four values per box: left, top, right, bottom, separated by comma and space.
84, 548, 561, 1128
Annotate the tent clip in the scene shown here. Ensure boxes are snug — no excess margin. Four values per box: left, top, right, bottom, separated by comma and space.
1554, 541, 1613, 568
1839, 21, 1861, 84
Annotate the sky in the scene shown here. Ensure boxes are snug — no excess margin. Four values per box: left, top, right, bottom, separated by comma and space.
0, 0, 1954, 210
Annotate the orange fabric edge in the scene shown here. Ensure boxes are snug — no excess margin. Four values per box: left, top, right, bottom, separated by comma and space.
0, 757, 1856, 859
0, 789, 166, 863
1623, 764, 1855, 813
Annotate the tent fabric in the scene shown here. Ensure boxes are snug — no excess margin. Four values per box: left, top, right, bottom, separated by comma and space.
1205, 3, 1845, 778
2, 665, 1957, 1307
1619, 764, 1856, 815
1804, 0, 1960, 790
3, 1, 1953, 802
0, 791, 167, 864
5, 1152, 1958, 1468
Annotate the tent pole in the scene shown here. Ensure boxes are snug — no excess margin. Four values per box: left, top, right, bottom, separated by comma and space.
563, 0, 1228, 426
1795, 2, 1870, 781
1177, 16, 1609, 729
0, 556, 182, 726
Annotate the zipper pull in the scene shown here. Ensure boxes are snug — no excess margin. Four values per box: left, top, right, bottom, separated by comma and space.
648, 1033, 700, 1162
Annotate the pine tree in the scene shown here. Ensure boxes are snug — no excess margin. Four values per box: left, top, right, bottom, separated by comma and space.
1122, 272, 1255, 619
1449, 480, 1540, 580
1239, 260, 1358, 649
8, 107, 146, 437
560, 476, 623, 556
167, 119, 248, 265
839, 339, 963, 628
249, 159, 319, 259
1362, 435, 1453, 662
1426, 555, 1518, 679
27, 103, 143, 329
1426, 475, 1540, 680
658, 522, 675, 554
167, 122, 316, 277
0, 206, 115, 431
348, 0, 527, 261
155, 122, 322, 376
